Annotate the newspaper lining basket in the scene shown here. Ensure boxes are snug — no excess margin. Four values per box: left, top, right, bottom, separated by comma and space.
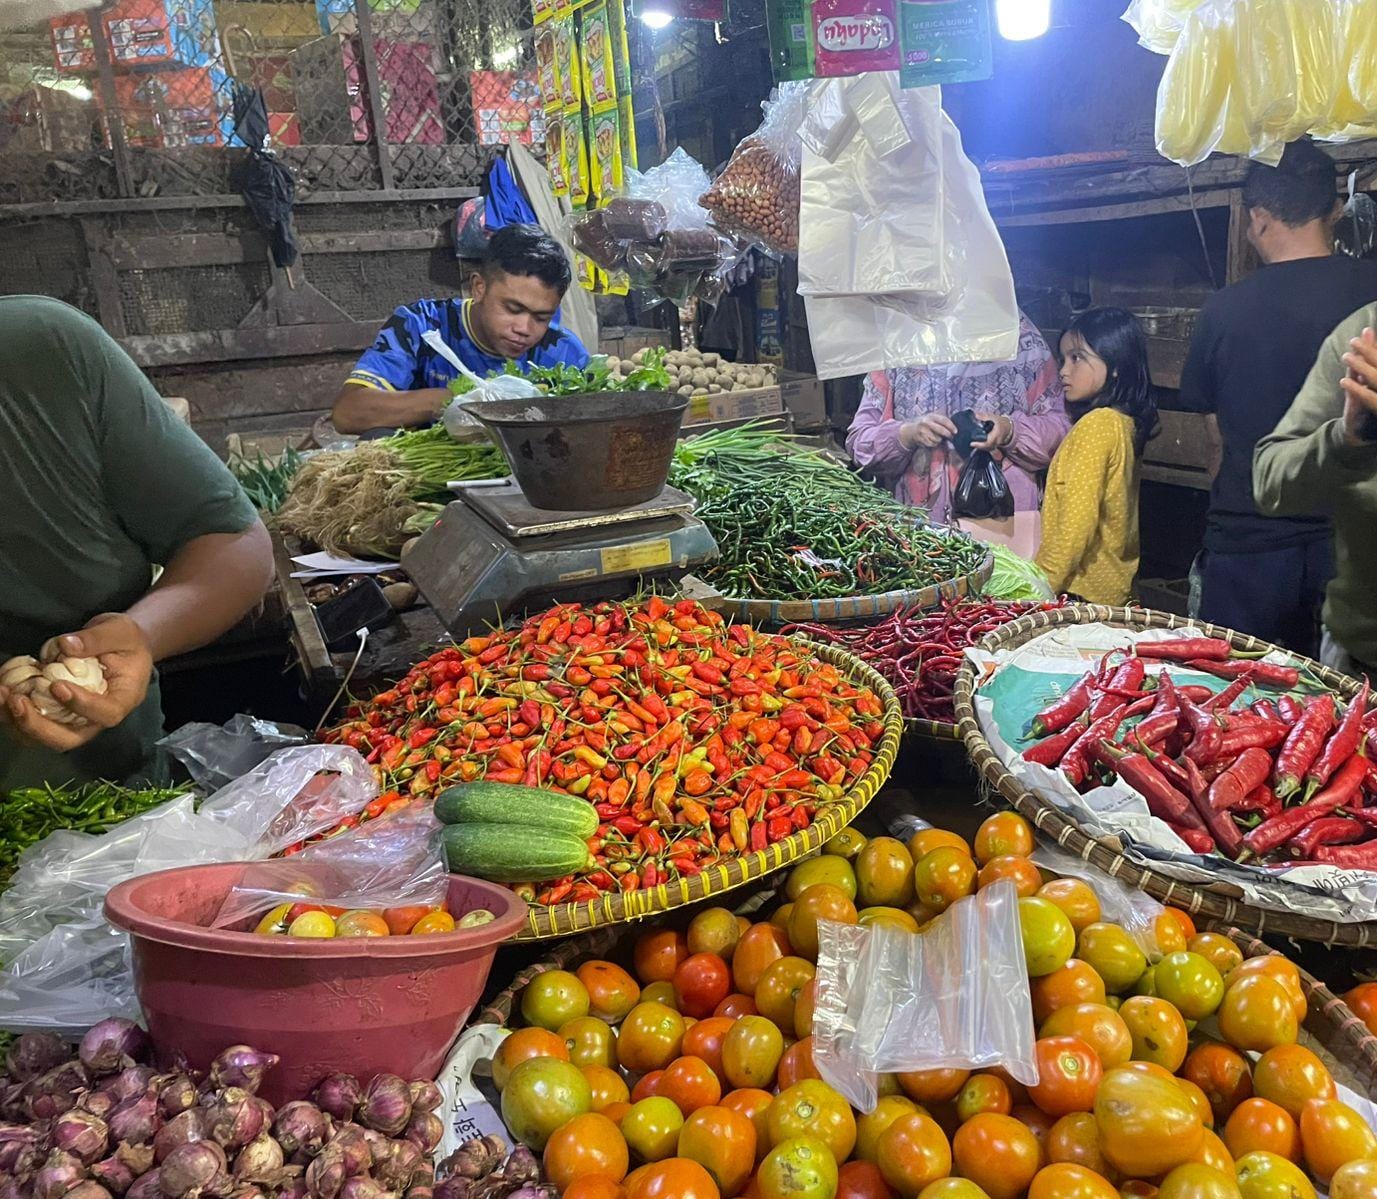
954, 603, 1377, 947
514, 642, 903, 940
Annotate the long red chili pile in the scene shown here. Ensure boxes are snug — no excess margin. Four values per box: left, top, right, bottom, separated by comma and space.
787, 597, 1066, 724
321, 596, 887, 905
1020, 635, 1376, 865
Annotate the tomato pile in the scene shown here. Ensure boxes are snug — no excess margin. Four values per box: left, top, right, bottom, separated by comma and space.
1018, 637, 1375, 864
322, 598, 888, 904
486, 812, 1377, 1199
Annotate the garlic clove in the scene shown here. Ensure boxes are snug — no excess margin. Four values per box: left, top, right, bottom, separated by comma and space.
43, 657, 106, 693
38, 637, 65, 665
0, 656, 42, 690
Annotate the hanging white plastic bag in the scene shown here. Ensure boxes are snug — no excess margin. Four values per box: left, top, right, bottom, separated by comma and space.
800, 75, 1017, 377
432, 329, 542, 439
158, 713, 307, 791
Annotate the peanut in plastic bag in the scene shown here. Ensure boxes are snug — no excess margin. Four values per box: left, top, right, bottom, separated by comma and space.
212, 801, 448, 931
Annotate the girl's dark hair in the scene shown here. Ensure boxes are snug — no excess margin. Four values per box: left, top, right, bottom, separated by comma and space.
1064, 307, 1159, 455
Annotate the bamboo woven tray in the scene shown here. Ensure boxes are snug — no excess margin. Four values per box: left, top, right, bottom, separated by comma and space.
708, 549, 995, 628
514, 642, 904, 941
905, 717, 962, 742
954, 603, 1376, 946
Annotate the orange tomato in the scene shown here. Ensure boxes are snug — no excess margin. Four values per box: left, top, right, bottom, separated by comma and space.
683, 1015, 735, 1082
721, 1088, 774, 1160
1033, 962, 1110, 1025
678, 1105, 757, 1197
787, 884, 858, 959
722, 1015, 786, 1090
715, 993, 760, 1020
1342, 982, 1377, 1039
618, 1002, 687, 1074
632, 1072, 664, 1103
1299, 1098, 1377, 1184
563, 1178, 626, 1199
522, 969, 592, 1032
660, 1056, 723, 1117
500, 1057, 594, 1152
1040, 1004, 1132, 1070
689, 907, 747, 959
956, 1074, 1013, 1122
1118, 1183, 1158, 1198
382, 905, 433, 935
766, 1080, 857, 1163
1117, 997, 1188, 1072
604, 1102, 633, 1125
777, 1037, 821, 1089
755, 956, 817, 1032
584, 1064, 632, 1112
1027, 1164, 1119, 1199
563, 1015, 618, 1069
877, 1112, 953, 1199
898, 1067, 971, 1105
624, 1157, 721, 1199
913, 847, 979, 913
916, 1181, 990, 1199
1037, 880, 1102, 935
579, 960, 643, 1022
857, 837, 919, 908
1093, 1066, 1203, 1178
1014, 1104, 1058, 1152
1228, 957, 1306, 1022
1222, 1099, 1300, 1163
642, 981, 678, 1009
907, 827, 971, 863
1330, 1159, 1377, 1199
1180, 1042, 1254, 1124
794, 977, 818, 1041
1155, 1164, 1239, 1199
622, 1097, 686, 1164
1175, 1078, 1215, 1129
1021, 897, 1078, 978
493, 1026, 569, 1090
1046, 1112, 1116, 1179
1191, 1129, 1235, 1174
1161, 906, 1196, 942
635, 930, 690, 985
1029, 1036, 1103, 1118
1187, 933, 1245, 978
732, 924, 791, 994
951, 1113, 1041, 1199
857, 1097, 922, 1163
1251, 1044, 1335, 1119
1233, 1151, 1318, 1199
1218, 977, 1299, 1054
838, 1159, 901, 1199
674, 953, 735, 1020
974, 812, 1034, 864
978, 855, 1044, 898
756, 1137, 839, 1199
544, 1113, 629, 1189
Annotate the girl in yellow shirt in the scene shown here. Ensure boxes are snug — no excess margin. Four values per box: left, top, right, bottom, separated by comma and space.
1036, 309, 1158, 605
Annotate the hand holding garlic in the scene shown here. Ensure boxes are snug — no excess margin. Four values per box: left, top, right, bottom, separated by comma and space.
0, 638, 109, 728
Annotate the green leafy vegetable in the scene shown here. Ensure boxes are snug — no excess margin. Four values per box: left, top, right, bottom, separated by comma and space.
983, 543, 1055, 601
230, 448, 303, 514
447, 347, 672, 397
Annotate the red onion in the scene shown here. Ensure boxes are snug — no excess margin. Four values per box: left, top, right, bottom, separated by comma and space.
206, 1053, 277, 1099
231, 1136, 283, 1184
154, 1111, 208, 1164
107, 1070, 157, 1104
159, 1142, 227, 1199
0, 1176, 29, 1199
431, 1181, 467, 1199
228, 1188, 266, 1199
115, 1144, 155, 1177
157, 1079, 197, 1122
13, 1141, 47, 1177
248, 1100, 275, 1133
409, 1162, 433, 1189
307, 1079, 359, 1127
371, 1142, 420, 1193
355, 1079, 409, 1138
335, 1180, 385, 1199
0, 1080, 28, 1122
62, 1184, 113, 1199
25, 1062, 90, 1122
506, 1188, 556, 1199
90, 1155, 137, 1197
270, 1105, 326, 1162
6, 1034, 71, 1083
404, 1188, 432, 1199
502, 1147, 537, 1187
108, 1094, 159, 1148
404, 1084, 439, 1117
402, 1114, 441, 1157
321, 1127, 367, 1180
302, 1150, 344, 1199
34, 1151, 87, 1199
124, 1171, 161, 1199
272, 1182, 306, 1199
52, 1112, 109, 1167
79, 1023, 149, 1079
204, 1091, 262, 1152
80, 1092, 116, 1121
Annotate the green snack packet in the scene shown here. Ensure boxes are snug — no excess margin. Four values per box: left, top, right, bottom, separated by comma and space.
898, 0, 993, 87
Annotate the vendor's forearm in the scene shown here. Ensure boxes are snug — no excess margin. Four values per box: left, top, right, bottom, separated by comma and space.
331, 384, 449, 434
125, 524, 274, 662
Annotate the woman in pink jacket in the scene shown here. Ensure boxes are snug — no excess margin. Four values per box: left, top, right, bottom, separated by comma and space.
846, 315, 1071, 548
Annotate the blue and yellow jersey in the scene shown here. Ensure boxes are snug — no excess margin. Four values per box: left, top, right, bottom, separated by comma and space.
346, 297, 589, 392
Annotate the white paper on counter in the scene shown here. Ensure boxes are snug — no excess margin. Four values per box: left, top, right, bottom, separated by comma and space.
435, 1023, 510, 1161
969, 622, 1377, 924
290, 551, 401, 577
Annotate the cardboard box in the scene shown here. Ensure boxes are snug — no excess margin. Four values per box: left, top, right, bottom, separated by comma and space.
598, 326, 668, 359
780, 370, 827, 430
109, 66, 230, 147
682, 383, 785, 427
292, 32, 443, 145
315, 0, 436, 40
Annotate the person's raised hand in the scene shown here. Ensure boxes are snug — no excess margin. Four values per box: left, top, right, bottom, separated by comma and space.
900, 413, 958, 450
971, 412, 1014, 452
0, 614, 153, 752
1341, 327, 1377, 445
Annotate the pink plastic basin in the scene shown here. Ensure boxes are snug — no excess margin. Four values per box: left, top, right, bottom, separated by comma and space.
105, 863, 526, 1105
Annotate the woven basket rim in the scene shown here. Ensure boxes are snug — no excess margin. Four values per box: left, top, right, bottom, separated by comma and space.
954, 603, 1376, 946
513, 639, 904, 940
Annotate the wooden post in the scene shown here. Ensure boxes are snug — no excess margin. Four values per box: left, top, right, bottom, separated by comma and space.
87, 16, 135, 198
353, 0, 396, 190
1227, 189, 1258, 285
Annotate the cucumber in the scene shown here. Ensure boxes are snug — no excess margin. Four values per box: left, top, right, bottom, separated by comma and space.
434, 781, 598, 839
442, 823, 593, 883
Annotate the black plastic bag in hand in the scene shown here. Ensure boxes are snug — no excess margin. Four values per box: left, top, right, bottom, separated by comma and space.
952, 450, 1014, 520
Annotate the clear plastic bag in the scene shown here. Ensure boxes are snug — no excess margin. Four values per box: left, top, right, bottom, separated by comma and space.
1031, 842, 1166, 956
435, 327, 542, 439
158, 713, 307, 791
213, 801, 447, 930
700, 83, 807, 255
810, 881, 1037, 1113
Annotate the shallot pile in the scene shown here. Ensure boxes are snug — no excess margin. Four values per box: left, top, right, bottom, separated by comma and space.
0, 1020, 443, 1199
434, 1137, 551, 1199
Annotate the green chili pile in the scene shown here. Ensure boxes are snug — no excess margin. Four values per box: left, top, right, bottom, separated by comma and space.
670, 424, 988, 600
0, 782, 187, 884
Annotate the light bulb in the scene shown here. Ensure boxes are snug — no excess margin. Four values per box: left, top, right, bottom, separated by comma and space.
996, 0, 1050, 40
640, 8, 674, 28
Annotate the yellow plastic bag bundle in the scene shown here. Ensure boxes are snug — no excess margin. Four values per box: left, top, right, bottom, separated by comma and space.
1327, 0, 1377, 134
1156, 0, 1250, 165
1120, 0, 1210, 55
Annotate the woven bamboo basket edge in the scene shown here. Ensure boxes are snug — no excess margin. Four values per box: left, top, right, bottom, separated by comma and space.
953, 603, 1377, 947
513, 641, 904, 941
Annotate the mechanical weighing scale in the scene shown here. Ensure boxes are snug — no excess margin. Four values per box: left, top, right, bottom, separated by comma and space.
402, 479, 720, 637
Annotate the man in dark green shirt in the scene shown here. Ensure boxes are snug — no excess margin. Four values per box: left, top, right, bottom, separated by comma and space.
0, 297, 275, 788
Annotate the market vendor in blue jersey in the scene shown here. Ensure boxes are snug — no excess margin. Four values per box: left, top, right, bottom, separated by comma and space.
331, 223, 590, 435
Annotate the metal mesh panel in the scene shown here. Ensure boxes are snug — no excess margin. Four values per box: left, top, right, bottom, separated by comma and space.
119, 262, 271, 333
303, 246, 463, 319
0, 0, 535, 202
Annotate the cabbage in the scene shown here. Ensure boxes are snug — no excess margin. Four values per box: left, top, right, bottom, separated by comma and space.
984, 544, 1054, 601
